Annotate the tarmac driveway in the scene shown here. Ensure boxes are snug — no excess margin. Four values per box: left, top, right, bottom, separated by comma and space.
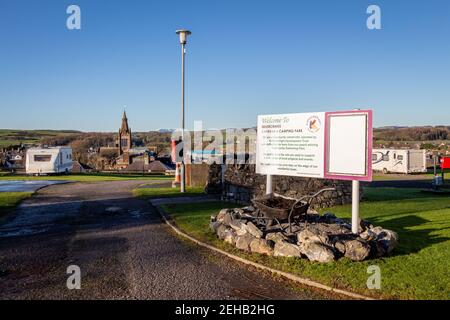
0, 180, 332, 300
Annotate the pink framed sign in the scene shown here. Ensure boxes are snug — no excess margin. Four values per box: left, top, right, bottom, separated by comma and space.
323, 110, 373, 181
256, 109, 373, 182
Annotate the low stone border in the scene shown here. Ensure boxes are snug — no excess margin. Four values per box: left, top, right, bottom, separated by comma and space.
152, 202, 375, 301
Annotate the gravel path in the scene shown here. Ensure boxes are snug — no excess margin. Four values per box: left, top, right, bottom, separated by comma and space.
0, 180, 333, 300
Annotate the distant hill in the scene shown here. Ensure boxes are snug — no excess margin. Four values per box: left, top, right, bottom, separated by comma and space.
0, 129, 81, 148
1, 126, 449, 151
374, 126, 449, 142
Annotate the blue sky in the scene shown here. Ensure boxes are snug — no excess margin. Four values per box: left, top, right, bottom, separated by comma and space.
0, 0, 449, 131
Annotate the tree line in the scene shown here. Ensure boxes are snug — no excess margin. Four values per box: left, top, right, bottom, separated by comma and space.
374, 126, 450, 141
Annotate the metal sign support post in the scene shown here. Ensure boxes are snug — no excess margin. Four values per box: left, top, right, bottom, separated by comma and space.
266, 174, 273, 195
351, 180, 360, 234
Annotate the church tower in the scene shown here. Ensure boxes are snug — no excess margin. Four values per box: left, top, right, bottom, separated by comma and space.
118, 111, 132, 157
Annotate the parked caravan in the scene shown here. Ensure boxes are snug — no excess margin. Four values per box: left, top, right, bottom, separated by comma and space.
372, 149, 427, 174
26, 147, 73, 175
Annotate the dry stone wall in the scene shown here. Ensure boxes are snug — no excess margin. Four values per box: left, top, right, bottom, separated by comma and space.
207, 164, 355, 209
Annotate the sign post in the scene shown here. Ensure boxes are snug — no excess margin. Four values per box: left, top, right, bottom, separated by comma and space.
266, 174, 273, 195
352, 180, 360, 234
256, 109, 372, 234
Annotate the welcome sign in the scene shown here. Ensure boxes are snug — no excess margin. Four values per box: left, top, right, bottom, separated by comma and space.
256, 110, 372, 181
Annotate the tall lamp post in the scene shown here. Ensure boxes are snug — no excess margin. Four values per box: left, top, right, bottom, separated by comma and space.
176, 29, 191, 193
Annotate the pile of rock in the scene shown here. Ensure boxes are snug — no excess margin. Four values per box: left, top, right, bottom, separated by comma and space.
210, 207, 398, 263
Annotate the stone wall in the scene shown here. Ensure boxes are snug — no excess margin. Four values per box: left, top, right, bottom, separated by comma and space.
187, 163, 211, 187
207, 164, 355, 209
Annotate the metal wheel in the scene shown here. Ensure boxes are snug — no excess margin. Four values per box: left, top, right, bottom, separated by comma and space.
255, 210, 265, 226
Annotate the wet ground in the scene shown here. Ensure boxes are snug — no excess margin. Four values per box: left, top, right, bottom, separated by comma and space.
0, 180, 68, 192
0, 180, 334, 300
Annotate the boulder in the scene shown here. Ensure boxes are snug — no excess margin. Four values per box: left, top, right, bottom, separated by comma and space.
216, 208, 230, 221
274, 241, 302, 258
209, 221, 222, 233
297, 228, 329, 245
223, 229, 237, 245
343, 239, 371, 261
227, 219, 247, 236
359, 229, 377, 241
229, 220, 247, 235
266, 232, 288, 244
334, 240, 346, 255
249, 238, 274, 256
376, 229, 398, 255
246, 221, 263, 238
235, 234, 255, 252
217, 224, 233, 240
370, 226, 384, 236
221, 212, 233, 226
299, 241, 335, 263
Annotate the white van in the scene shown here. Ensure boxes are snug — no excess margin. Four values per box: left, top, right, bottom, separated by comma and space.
372, 149, 427, 174
26, 147, 73, 175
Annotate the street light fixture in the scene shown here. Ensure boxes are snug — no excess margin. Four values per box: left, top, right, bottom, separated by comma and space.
175, 29, 191, 193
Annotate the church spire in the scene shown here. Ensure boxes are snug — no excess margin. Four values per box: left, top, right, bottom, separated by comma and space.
120, 110, 130, 133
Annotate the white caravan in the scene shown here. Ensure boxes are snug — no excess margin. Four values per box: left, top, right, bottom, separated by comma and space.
372, 149, 427, 174
26, 147, 73, 175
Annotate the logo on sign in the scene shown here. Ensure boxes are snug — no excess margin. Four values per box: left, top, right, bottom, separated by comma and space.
306, 116, 321, 133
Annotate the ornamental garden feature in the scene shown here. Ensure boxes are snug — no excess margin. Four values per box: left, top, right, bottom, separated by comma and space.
210, 204, 398, 263
207, 110, 398, 263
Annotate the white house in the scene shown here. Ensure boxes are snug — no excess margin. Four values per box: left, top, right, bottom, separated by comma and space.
26, 147, 73, 175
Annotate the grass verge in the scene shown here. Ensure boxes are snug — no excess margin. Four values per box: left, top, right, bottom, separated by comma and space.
162, 187, 450, 299
133, 186, 205, 198
372, 169, 449, 181
0, 192, 33, 222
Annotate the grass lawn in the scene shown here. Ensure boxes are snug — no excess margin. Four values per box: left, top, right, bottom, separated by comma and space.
133, 186, 205, 198
0, 192, 33, 221
0, 173, 173, 182
372, 168, 450, 181
162, 187, 450, 299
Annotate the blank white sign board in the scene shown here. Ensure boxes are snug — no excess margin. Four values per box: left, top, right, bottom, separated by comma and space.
327, 114, 368, 176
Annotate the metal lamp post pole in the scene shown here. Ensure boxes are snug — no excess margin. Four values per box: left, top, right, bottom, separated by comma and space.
180, 41, 186, 193
176, 29, 191, 193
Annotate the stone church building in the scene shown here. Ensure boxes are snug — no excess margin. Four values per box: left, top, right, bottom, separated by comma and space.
116, 111, 132, 166
97, 111, 174, 173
